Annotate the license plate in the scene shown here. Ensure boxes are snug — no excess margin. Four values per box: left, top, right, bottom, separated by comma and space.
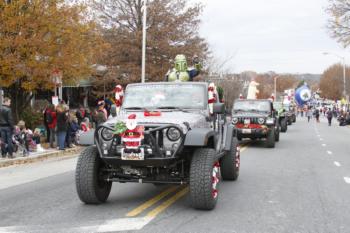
121, 149, 144, 160
242, 129, 252, 134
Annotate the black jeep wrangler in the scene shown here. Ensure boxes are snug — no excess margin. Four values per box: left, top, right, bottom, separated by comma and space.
76, 82, 240, 210
231, 99, 280, 148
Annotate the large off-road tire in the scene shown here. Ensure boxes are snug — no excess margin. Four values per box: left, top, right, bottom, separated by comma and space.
266, 128, 275, 148
75, 146, 112, 204
288, 118, 292, 125
190, 148, 219, 210
220, 137, 240, 181
292, 115, 296, 123
280, 118, 288, 133
275, 125, 280, 142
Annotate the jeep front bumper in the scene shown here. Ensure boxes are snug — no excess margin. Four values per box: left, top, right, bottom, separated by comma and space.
95, 124, 185, 167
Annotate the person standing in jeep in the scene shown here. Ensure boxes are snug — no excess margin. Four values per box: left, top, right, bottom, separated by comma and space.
0, 97, 15, 158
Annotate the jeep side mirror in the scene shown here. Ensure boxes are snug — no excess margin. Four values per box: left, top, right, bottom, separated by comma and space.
213, 103, 225, 114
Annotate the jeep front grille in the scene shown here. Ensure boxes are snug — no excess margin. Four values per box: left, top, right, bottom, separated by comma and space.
237, 117, 259, 124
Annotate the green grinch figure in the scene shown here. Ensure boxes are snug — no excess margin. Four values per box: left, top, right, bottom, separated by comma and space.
164, 54, 201, 82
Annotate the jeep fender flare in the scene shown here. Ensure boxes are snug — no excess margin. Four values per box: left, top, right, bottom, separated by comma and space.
223, 123, 236, 151
184, 128, 217, 147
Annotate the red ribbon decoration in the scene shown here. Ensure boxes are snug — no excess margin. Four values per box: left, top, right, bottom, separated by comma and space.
144, 111, 161, 117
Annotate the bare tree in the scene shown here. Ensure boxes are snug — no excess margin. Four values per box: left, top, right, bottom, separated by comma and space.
90, 0, 209, 88
327, 0, 350, 47
215, 77, 243, 110
320, 63, 350, 99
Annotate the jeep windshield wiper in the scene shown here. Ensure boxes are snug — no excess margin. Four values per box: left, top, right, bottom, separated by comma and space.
124, 107, 149, 111
157, 107, 190, 112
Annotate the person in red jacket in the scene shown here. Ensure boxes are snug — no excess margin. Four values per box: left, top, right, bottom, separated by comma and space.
46, 104, 57, 148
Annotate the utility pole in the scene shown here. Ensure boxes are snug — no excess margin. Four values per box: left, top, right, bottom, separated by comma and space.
274, 76, 277, 101
0, 87, 3, 108
342, 56, 346, 99
141, 0, 148, 83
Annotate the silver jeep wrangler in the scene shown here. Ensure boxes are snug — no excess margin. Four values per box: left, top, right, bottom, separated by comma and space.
75, 82, 240, 210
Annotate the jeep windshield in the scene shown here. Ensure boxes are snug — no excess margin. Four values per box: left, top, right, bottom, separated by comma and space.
233, 100, 271, 112
123, 83, 207, 110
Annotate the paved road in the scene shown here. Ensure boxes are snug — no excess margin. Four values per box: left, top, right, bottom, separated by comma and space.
0, 116, 349, 233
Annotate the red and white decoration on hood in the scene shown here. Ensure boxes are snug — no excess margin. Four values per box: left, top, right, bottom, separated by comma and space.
208, 83, 217, 114
121, 114, 144, 149
114, 85, 124, 115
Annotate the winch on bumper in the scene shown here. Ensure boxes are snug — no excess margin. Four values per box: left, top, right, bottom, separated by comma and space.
94, 124, 185, 167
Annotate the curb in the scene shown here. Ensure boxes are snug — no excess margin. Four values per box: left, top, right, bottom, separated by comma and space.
0, 147, 84, 168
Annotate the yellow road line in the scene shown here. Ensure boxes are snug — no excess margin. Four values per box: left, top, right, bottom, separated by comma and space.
127, 145, 247, 218
240, 146, 247, 152
126, 185, 180, 217
146, 187, 189, 218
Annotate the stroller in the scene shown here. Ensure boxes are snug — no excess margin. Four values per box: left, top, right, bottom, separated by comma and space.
13, 128, 30, 156
0, 130, 27, 157
13, 127, 37, 156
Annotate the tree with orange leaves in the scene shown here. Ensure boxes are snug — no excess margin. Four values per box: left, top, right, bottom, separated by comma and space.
0, 0, 105, 119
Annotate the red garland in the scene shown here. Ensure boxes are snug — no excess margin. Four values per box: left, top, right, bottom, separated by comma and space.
235, 123, 263, 129
144, 111, 161, 117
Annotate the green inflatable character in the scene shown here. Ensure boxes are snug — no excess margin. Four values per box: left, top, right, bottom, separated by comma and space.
165, 54, 201, 82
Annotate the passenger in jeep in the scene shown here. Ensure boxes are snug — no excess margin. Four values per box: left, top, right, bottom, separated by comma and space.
164, 54, 201, 82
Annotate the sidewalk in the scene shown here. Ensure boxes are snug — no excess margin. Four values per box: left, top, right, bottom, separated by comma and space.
0, 146, 83, 168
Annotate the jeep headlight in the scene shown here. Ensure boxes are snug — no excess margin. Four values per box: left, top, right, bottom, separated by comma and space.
166, 127, 181, 141
101, 128, 114, 141
232, 117, 238, 124
258, 117, 265, 124
266, 118, 274, 125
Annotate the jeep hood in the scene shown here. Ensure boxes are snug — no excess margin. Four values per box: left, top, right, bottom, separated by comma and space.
104, 111, 210, 131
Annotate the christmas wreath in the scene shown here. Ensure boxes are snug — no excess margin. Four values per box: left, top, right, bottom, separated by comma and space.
114, 121, 127, 135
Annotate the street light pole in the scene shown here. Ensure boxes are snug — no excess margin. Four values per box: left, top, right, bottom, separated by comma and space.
273, 75, 279, 101
274, 76, 277, 100
141, 0, 147, 83
342, 56, 346, 98
0, 87, 3, 108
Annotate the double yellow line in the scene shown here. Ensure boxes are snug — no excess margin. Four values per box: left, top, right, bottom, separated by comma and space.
126, 185, 188, 218
125, 145, 248, 219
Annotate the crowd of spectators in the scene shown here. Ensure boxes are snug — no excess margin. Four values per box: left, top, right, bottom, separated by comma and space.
1, 96, 113, 159
298, 105, 350, 126
43, 99, 112, 151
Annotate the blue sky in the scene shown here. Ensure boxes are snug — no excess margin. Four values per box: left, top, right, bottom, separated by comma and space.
198, 0, 350, 74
